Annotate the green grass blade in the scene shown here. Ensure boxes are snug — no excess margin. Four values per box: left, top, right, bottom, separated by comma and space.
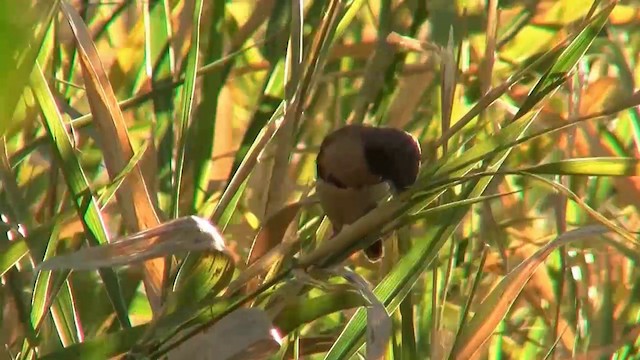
0, 1, 56, 135
425, 110, 543, 183
516, 2, 615, 118
189, 0, 229, 211
95, 141, 149, 207
523, 157, 640, 176
30, 222, 61, 329
448, 245, 490, 359
38, 326, 147, 360
30, 62, 131, 328
171, 0, 204, 218
145, 0, 176, 214
0, 238, 28, 277
450, 226, 610, 359
273, 290, 367, 335
171, 252, 234, 308
398, 227, 417, 360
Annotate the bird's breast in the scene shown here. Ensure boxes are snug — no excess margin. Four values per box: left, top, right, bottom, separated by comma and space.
315, 178, 390, 231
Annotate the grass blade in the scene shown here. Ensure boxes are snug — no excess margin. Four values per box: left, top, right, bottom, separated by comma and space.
30, 62, 131, 328
0, 1, 56, 135
450, 226, 610, 360
187, 0, 227, 212
516, 2, 615, 118
321, 107, 538, 360
523, 157, 640, 176
60, 1, 165, 312
0, 238, 28, 277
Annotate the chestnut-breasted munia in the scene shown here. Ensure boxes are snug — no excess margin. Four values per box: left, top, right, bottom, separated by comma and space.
315, 124, 421, 261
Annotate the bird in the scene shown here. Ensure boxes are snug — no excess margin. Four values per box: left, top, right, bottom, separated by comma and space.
315, 124, 422, 261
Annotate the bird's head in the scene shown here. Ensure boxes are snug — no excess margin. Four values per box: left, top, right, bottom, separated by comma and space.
360, 126, 421, 192
316, 124, 421, 192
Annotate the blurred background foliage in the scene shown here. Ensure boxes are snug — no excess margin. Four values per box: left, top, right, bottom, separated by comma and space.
2, 0, 640, 359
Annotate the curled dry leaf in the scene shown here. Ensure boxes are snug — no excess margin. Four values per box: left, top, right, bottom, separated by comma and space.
167, 308, 281, 360
330, 268, 391, 360
37, 216, 229, 271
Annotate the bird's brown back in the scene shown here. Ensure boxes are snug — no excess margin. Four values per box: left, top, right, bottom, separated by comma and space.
316, 125, 384, 189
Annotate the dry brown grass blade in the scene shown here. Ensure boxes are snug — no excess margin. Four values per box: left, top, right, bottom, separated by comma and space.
480, 0, 499, 96
450, 225, 609, 360
224, 197, 315, 296
522, 275, 576, 350
385, 32, 440, 53
254, 0, 344, 223
260, 0, 305, 221
236, 199, 311, 295
578, 77, 621, 116
37, 216, 228, 271
385, 62, 436, 128
211, 104, 284, 223
574, 78, 640, 207
211, 0, 344, 224
261, 120, 296, 220
564, 326, 640, 360
348, 6, 416, 124
383, 31, 439, 129
433, 78, 517, 150
385, 34, 436, 129
348, 45, 397, 125
60, 1, 165, 313
487, 189, 577, 349
331, 268, 391, 360
440, 28, 457, 154
502, 224, 577, 350
247, 200, 308, 266
241, 199, 316, 293
210, 86, 235, 181
349, 38, 397, 124
225, 238, 301, 297
227, 0, 276, 51
575, 123, 640, 208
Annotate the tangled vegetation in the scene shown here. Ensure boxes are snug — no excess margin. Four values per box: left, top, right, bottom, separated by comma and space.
2, 0, 640, 359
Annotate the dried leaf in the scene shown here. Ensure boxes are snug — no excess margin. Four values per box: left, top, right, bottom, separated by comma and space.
579, 77, 621, 116
440, 27, 457, 153
37, 216, 228, 271
332, 268, 391, 360
167, 308, 281, 360
247, 200, 307, 265
60, 0, 165, 308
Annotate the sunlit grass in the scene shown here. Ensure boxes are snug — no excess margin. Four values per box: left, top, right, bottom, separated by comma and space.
2, 0, 640, 359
